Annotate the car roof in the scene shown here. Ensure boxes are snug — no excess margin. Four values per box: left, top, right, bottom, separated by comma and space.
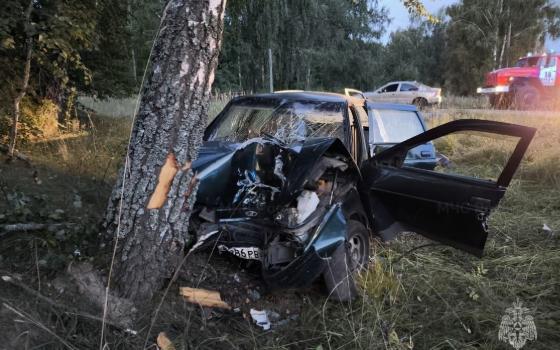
367, 102, 419, 112
520, 53, 560, 59
235, 91, 365, 106
228, 91, 417, 112
381, 81, 419, 85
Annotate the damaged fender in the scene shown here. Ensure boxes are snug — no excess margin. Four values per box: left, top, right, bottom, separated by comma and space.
263, 204, 348, 289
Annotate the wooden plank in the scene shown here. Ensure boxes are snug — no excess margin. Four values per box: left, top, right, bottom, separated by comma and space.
179, 287, 231, 309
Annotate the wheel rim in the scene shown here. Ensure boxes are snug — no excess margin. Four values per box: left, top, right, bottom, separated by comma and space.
348, 233, 366, 270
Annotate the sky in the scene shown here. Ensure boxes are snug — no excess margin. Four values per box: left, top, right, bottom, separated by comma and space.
379, 0, 560, 52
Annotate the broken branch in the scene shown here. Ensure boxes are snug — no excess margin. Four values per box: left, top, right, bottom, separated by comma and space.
0, 223, 73, 237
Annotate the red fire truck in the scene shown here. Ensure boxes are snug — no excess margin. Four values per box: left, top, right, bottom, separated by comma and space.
477, 53, 559, 109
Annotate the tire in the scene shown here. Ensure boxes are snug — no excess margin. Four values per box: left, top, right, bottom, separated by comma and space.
323, 220, 370, 302
413, 97, 428, 110
514, 85, 540, 110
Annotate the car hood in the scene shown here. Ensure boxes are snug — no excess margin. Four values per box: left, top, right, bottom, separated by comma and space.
485, 67, 539, 86
193, 137, 355, 207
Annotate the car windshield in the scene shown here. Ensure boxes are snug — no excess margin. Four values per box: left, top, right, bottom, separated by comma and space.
207, 98, 345, 143
515, 57, 540, 67
368, 109, 424, 143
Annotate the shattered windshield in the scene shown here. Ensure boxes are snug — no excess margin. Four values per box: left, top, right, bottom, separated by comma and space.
208, 99, 345, 143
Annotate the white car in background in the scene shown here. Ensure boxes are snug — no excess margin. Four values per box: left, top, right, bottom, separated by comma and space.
363, 81, 442, 108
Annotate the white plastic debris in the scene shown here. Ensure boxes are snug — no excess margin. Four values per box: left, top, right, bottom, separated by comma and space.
543, 224, 552, 233
1, 276, 12, 282
250, 308, 271, 330
296, 190, 320, 224
72, 194, 82, 208
273, 155, 286, 184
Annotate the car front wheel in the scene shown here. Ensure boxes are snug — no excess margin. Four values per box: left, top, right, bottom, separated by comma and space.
323, 219, 370, 302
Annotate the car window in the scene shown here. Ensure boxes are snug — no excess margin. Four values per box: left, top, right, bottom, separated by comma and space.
515, 57, 541, 67
381, 84, 399, 93
407, 131, 520, 183
537, 56, 548, 68
399, 83, 418, 92
368, 109, 424, 143
207, 100, 345, 144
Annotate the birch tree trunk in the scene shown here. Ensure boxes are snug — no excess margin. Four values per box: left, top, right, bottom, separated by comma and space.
103, 0, 226, 302
8, 0, 33, 158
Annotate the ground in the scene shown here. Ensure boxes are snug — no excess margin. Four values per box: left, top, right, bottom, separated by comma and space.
0, 103, 559, 349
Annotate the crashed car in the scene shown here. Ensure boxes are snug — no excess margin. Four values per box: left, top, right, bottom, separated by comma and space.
189, 91, 535, 301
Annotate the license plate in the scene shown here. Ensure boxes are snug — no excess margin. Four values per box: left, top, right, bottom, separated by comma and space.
218, 245, 262, 260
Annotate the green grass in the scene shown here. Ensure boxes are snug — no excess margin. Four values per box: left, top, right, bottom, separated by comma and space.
1, 107, 559, 349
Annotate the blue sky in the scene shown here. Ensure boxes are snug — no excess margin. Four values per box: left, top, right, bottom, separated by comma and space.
379, 0, 560, 52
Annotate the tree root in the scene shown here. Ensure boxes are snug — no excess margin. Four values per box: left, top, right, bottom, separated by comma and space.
0, 273, 136, 334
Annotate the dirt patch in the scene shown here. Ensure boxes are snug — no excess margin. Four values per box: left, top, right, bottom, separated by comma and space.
177, 250, 314, 324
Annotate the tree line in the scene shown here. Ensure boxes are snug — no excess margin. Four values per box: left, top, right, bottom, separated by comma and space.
1, 0, 559, 147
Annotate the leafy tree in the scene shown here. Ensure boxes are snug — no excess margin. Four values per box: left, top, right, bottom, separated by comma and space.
378, 18, 446, 87
444, 0, 560, 95
214, 0, 389, 93
1, 0, 98, 151
0, 0, 142, 150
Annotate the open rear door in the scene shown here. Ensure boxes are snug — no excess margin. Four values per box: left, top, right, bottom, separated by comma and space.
362, 119, 536, 256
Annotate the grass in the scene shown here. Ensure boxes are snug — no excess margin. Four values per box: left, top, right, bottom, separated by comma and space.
79, 96, 228, 120
439, 95, 489, 110
0, 103, 559, 349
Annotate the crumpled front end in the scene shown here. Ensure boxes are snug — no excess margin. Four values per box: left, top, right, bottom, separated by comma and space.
189, 137, 358, 289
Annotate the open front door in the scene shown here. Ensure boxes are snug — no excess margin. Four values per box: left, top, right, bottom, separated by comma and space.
362, 119, 536, 256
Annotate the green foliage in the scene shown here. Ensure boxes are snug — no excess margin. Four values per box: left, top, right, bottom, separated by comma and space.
0, 0, 140, 139
214, 0, 390, 92
444, 0, 560, 95
377, 18, 447, 87
363, 0, 560, 95
212, 0, 559, 95
402, 0, 440, 23
1, 0, 560, 146
0, 96, 58, 144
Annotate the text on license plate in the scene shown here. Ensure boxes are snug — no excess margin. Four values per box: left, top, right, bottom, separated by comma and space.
218, 245, 261, 260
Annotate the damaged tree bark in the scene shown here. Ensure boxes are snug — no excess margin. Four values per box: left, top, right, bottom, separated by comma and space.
103, 0, 226, 302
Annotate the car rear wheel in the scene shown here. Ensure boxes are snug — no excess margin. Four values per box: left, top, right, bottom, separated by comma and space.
323, 219, 370, 302
413, 97, 428, 110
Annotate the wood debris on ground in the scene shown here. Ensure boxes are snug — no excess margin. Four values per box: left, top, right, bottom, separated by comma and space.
157, 332, 176, 350
179, 287, 231, 309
